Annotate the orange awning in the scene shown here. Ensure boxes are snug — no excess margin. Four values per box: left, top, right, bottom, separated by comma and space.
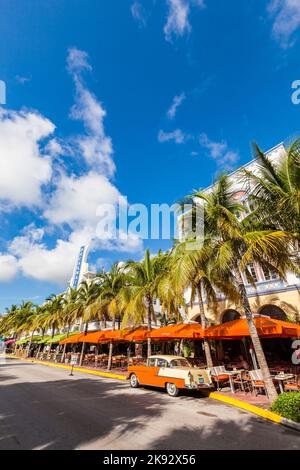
149, 323, 203, 340
205, 317, 300, 340
59, 333, 84, 344
98, 329, 127, 343
123, 327, 149, 342
80, 331, 105, 343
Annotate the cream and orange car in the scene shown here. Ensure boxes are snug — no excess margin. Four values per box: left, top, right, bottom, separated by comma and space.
127, 355, 213, 397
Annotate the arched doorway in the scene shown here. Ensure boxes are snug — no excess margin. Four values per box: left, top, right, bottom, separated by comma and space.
221, 309, 241, 324
193, 315, 201, 324
259, 305, 287, 321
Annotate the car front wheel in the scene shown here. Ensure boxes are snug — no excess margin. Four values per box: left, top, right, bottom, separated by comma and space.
130, 373, 139, 388
166, 382, 179, 397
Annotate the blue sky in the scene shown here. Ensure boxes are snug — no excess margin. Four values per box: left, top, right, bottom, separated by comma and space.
0, 0, 300, 311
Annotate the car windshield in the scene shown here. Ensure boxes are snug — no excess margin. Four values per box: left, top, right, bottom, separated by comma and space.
169, 358, 191, 368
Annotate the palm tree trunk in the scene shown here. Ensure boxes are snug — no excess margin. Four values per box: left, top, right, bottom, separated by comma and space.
234, 266, 278, 402
107, 319, 115, 370
61, 324, 71, 363
27, 330, 34, 357
107, 342, 113, 370
146, 294, 152, 358
36, 343, 42, 359
48, 325, 55, 356
196, 284, 213, 368
79, 321, 88, 366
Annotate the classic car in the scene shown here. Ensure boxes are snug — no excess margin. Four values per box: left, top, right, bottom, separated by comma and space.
127, 355, 213, 397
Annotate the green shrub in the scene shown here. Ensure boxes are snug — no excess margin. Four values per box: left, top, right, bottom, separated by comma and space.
271, 392, 300, 423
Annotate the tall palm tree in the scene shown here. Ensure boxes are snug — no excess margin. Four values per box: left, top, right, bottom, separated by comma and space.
39, 294, 65, 353
242, 139, 300, 243
91, 263, 128, 369
121, 249, 169, 357
94, 263, 127, 327
0, 304, 19, 337
76, 281, 103, 366
13, 301, 36, 339
169, 240, 240, 367
188, 175, 297, 401
60, 288, 81, 362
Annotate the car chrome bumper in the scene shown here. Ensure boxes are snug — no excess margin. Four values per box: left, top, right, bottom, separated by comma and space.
186, 383, 212, 389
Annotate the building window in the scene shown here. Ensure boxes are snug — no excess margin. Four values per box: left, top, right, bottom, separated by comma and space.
261, 267, 279, 281
247, 263, 258, 283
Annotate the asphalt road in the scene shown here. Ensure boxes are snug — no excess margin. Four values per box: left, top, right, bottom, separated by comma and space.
0, 357, 299, 450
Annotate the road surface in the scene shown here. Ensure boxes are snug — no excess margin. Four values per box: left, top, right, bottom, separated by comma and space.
0, 357, 299, 450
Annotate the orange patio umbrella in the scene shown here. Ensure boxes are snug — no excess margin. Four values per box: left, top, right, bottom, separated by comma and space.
149, 323, 204, 340
205, 317, 300, 340
59, 332, 84, 345
80, 330, 106, 343
123, 327, 149, 342
97, 329, 127, 343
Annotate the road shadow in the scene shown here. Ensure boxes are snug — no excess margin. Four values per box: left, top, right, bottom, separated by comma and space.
149, 418, 300, 450
0, 372, 167, 450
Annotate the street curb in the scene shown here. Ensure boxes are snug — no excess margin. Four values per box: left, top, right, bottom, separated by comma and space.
2, 354, 127, 381
280, 418, 300, 432
209, 392, 300, 432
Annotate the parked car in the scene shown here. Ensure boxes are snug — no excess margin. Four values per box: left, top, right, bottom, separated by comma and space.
127, 355, 213, 397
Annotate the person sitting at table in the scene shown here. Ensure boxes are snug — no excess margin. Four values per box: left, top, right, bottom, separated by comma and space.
223, 353, 231, 366
237, 355, 250, 370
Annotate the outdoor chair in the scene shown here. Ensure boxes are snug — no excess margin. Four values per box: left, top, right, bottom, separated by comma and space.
284, 375, 300, 392
249, 369, 268, 398
207, 366, 230, 391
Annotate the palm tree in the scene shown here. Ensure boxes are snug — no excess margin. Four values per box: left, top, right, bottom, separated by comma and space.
76, 281, 102, 366
13, 301, 36, 339
91, 263, 128, 369
121, 249, 169, 357
169, 240, 240, 367
0, 304, 19, 338
39, 294, 65, 354
188, 175, 298, 401
242, 139, 300, 243
60, 288, 81, 362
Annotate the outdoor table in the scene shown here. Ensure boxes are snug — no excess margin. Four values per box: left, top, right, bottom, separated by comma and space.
273, 373, 294, 393
228, 370, 245, 393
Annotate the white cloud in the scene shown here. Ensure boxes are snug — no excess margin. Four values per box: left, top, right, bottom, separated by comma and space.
44, 138, 64, 157
7, 222, 143, 286
268, 0, 300, 48
164, 0, 205, 42
67, 47, 115, 177
0, 109, 54, 209
16, 75, 31, 84
44, 171, 121, 227
131, 1, 147, 27
158, 128, 186, 143
199, 133, 239, 170
167, 92, 186, 119
164, 0, 191, 41
9, 227, 88, 285
66, 48, 92, 74
0, 47, 144, 287
0, 254, 19, 281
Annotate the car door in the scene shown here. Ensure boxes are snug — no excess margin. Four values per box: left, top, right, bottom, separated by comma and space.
137, 357, 157, 385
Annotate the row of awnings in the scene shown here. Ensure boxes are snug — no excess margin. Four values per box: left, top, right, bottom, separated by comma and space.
59, 317, 300, 345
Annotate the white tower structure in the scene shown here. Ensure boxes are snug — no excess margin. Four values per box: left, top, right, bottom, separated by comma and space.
69, 245, 90, 289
